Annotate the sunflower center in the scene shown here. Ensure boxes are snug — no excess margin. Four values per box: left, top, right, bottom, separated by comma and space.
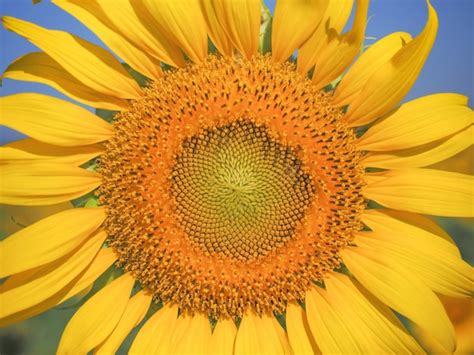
99, 54, 365, 319
171, 120, 314, 261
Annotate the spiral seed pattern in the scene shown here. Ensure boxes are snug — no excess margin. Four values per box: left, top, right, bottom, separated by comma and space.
99, 55, 365, 319
171, 120, 314, 261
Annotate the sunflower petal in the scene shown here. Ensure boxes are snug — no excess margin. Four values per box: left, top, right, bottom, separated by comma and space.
201, 0, 233, 56
2, 16, 140, 99
357, 93, 473, 151
172, 313, 213, 354
305, 286, 358, 353
311, 0, 369, 89
344, 1, 438, 126
361, 208, 459, 254
0, 247, 116, 327
209, 0, 261, 59
52, 0, 162, 81
2, 52, 128, 111
95, 290, 152, 355
0, 138, 102, 166
57, 247, 117, 304
364, 169, 474, 217
342, 246, 456, 353
96, 0, 185, 67
129, 304, 179, 354
57, 273, 135, 354
0, 203, 71, 235
355, 232, 474, 298
142, 0, 207, 63
0, 93, 112, 146
234, 312, 288, 355
0, 230, 106, 320
333, 32, 413, 106
272, 0, 328, 62
297, 0, 354, 74
306, 273, 423, 353
286, 303, 319, 354
0, 163, 101, 206
0, 207, 105, 277
210, 319, 237, 354
362, 126, 473, 169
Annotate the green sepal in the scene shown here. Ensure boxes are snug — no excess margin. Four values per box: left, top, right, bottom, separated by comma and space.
208, 37, 218, 55
84, 197, 99, 208
274, 312, 286, 331
71, 191, 97, 208
122, 62, 149, 87
160, 62, 173, 72
96, 108, 117, 123
259, 3, 272, 54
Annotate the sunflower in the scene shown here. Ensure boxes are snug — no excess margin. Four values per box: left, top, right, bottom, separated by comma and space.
1, 0, 473, 353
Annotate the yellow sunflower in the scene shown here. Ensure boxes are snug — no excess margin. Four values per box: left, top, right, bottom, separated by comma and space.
1, 0, 473, 354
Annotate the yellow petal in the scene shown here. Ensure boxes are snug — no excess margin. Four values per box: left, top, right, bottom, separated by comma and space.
1, 207, 105, 277
364, 169, 474, 217
58, 273, 135, 354
172, 313, 213, 354
0, 230, 106, 321
57, 247, 117, 304
210, 0, 261, 59
95, 290, 152, 355
0, 202, 72, 235
2, 16, 141, 99
201, 0, 233, 56
210, 319, 237, 355
333, 32, 413, 106
272, 0, 328, 62
273, 316, 294, 354
311, 0, 369, 89
0, 246, 116, 327
297, 0, 354, 74
234, 312, 289, 355
355, 232, 474, 298
142, 0, 207, 63
2, 52, 129, 111
0, 138, 102, 166
362, 126, 473, 169
341, 246, 456, 353
0, 93, 112, 146
286, 303, 319, 355
305, 286, 358, 353
306, 273, 423, 353
362, 208, 459, 255
52, 0, 162, 81
96, 0, 185, 67
0, 163, 101, 206
430, 145, 474, 175
357, 93, 473, 151
344, 1, 438, 126
129, 304, 179, 354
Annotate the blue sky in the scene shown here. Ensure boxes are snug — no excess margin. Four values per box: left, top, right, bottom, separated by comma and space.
1, 0, 473, 144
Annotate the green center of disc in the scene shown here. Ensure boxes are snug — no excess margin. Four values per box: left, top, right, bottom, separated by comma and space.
171, 121, 314, 260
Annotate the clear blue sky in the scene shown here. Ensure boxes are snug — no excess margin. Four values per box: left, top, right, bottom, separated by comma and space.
1, 0, 473, 144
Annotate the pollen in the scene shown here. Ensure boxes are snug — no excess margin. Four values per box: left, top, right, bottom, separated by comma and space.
98, 55, 366, 320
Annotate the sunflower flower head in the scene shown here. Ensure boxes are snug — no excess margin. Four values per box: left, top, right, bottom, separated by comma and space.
0, 0, 473, 354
